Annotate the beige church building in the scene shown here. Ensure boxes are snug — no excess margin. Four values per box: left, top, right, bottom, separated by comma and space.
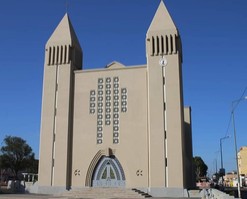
38, 1, 194, 197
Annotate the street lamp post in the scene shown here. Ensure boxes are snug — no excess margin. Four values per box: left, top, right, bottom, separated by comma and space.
219, 136, 229, 176
215, 158, 217, 174
232, 95, 247, 198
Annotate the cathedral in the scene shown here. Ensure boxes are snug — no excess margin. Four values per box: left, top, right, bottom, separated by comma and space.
38, 1, 194, 197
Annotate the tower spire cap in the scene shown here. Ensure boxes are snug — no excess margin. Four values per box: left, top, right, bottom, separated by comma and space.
148, 1, 177, 32
46, 13, 81, 50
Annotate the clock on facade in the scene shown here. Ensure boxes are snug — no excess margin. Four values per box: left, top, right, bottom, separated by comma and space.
159, 56, 167, 66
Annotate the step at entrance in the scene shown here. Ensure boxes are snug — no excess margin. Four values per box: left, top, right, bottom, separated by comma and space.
59, 187, 151, 198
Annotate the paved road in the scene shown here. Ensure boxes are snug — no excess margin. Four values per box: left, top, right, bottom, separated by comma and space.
0, 194, 199, 199
0, 194, 56, 199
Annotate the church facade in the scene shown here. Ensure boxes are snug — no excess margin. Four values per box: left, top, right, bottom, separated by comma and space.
38, 1, 194, 197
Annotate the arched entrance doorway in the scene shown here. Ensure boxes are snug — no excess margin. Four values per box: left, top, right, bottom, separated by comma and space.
92, 156, 125, 187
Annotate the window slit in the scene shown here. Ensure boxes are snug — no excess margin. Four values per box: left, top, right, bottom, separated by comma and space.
56, 46, 59, 64
64, 45, 67, 64
175, 35, 179, 53
165, 36, 169, 54
170, 35, 173, 54
48, 47, 51, 65
152, 37, 155, 55
161, 36, 164, 55
156, 36, 160, 55
68, 45, 71, 63
60, 46, 63, 64
173, 35, 177, 53
52, 46, 56, 65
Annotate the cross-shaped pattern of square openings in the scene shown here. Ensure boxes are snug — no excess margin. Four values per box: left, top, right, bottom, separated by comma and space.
89, 77, 127, 145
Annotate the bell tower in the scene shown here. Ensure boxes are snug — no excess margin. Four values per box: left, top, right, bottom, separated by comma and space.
39, 13, 82, 190
146, 1, 185, 188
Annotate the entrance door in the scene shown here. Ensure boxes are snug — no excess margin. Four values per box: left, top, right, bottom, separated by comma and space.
92, 156, 125, 187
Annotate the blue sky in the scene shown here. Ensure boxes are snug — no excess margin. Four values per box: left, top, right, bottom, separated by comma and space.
0, 0, 247, 176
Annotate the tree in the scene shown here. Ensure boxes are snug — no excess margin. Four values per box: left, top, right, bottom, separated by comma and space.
0, 136, 37, 180
193, 156, 208, 180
